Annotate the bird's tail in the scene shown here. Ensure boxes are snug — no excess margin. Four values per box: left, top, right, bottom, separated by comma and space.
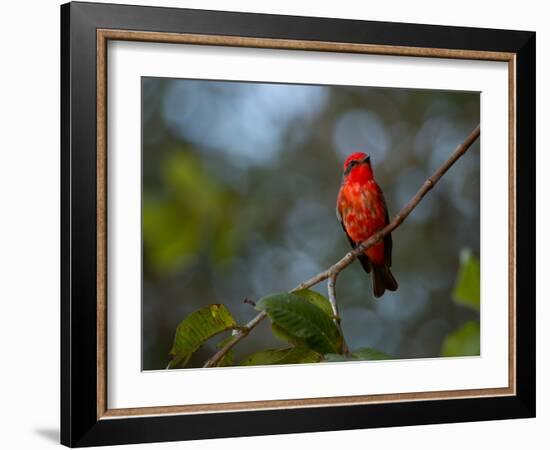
372, 264, 398, 298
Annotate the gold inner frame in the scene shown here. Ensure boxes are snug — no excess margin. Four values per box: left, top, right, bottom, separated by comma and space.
96, 29, 517, 420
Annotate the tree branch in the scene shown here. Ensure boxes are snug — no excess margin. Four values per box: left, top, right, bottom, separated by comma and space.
203, 124, 480, 368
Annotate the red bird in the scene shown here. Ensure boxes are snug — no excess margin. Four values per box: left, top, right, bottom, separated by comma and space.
336, 152, 398, 298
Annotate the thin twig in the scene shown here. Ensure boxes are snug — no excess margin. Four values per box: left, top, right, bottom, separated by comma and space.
327, 272, 340, 320
203, 125, 480, 368
328, 271, 349, 354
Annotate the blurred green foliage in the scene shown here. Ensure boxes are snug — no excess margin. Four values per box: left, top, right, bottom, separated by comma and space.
143, 150, 239, 275
441, 321, 480, 357
440, 251, 480, 357
453, 249, 481, 311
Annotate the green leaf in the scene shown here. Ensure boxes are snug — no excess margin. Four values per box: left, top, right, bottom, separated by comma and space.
278, 346, 323, 364
453, 249, 480, 311
323, 348, 393, 362
292, 289, 335, 318
441, 321, 480, 357
240, 348, 289, 366
256, 293, 343, 354
168, 304, 237, 368
240, 346, 322, 366
271, 323, 303, 346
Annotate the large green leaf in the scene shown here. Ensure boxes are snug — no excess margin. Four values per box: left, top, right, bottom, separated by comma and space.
167, 304, 237, 368
255, 293, 343, 354
441, 321, 480, 357
240, 346, 322, 366
453, 249, 480, 311
324, 347, 393, 362
271, 323, 303, 346
292, 289, 335, 318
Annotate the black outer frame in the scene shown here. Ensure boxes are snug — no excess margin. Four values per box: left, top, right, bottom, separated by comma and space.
60, 1, 535, 447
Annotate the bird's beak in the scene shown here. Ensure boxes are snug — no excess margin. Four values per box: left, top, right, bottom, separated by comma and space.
363, 155, 371, 163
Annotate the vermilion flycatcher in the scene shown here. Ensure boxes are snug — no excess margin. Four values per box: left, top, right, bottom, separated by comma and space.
337, 152, 398, 298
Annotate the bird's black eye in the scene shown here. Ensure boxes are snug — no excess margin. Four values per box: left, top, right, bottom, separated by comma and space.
344, 160, 359, 175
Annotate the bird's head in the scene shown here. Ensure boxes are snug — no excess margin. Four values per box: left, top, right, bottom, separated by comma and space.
343, 152, 372, 178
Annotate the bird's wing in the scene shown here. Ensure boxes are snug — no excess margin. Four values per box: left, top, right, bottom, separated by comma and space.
353, 237, 373, 273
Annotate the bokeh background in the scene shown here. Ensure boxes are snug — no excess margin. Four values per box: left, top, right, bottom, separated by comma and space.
142, 77, 480, 370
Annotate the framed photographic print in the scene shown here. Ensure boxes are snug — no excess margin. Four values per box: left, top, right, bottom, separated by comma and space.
61, 1, 535, 447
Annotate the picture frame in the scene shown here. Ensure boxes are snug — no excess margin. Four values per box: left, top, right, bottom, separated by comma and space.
60, 1, 535, 447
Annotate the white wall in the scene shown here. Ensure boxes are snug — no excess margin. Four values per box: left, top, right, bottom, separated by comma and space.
0, 1, 546, 449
